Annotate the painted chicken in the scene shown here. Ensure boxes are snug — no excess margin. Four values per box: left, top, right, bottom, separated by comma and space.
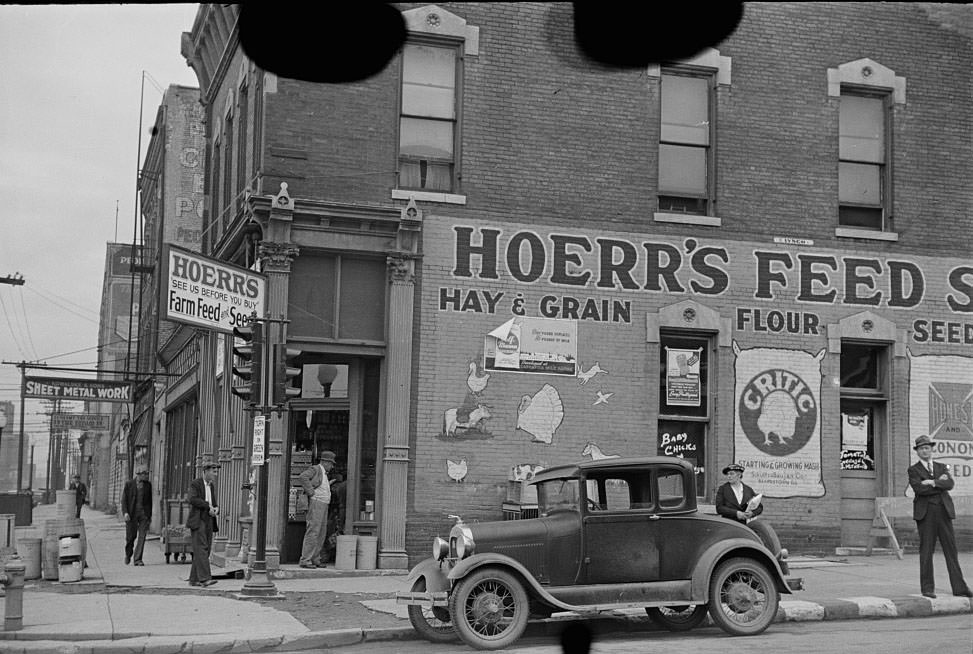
467, 361, 491, 395
447, 458, 468, 482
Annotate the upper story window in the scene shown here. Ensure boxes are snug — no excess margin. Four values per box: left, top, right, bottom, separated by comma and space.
828, 58, 905, 240
399, 41, 460, 193
839, 92, 888, 230
393, 5, 479, 204
659, 72, 712, 216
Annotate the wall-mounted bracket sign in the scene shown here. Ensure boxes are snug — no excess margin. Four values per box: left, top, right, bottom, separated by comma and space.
161, 244, 267, 334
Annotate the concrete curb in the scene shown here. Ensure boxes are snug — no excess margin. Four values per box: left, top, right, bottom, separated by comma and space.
0, 595, 969, 653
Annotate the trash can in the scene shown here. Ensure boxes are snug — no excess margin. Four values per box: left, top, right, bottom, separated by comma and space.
17, 537, 42, 580
355, 535, 377, 571
58, 555, 83, 583
335, 535, 357, 570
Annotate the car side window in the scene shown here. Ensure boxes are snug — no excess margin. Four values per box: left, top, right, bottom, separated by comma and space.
657, 468, 686, 510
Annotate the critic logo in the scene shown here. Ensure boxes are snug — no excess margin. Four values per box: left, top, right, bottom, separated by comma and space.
739, 369, 817, 456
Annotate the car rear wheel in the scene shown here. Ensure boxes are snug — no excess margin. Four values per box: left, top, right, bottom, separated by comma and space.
406, 577, 456, 643
708, 557, 779, 636
645, 605, 708, 631
449, 567, 530, 650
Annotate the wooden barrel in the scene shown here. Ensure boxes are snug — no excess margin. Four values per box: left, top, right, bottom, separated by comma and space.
43, 518, 86, 580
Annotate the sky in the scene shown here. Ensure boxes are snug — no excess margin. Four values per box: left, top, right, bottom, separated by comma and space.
0, 4, 201, 464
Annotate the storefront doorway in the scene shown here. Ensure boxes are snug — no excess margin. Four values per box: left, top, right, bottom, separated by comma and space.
280, 359, 381, 564
838, 341, 889, 547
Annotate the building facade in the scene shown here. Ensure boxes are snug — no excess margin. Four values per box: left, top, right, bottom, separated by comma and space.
132, 85, 205, 535
180, 2, 972, 567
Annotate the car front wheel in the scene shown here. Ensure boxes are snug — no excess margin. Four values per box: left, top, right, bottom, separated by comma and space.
645, 605, 708, 631
708, 557, 779, 636
449, 567, 530, 650
406, 577, 456, 643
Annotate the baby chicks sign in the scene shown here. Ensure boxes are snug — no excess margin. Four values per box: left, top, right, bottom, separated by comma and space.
161, 244, 267, 334
733, 342, 825, 498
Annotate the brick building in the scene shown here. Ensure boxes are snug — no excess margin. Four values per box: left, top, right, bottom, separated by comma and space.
180, 3, 972, 568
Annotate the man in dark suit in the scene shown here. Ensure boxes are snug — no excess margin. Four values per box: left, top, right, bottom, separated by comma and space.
121, 468, 152, 566
69, 474, 88, 519
187, 462, 221, 587
908, 434, 972, 599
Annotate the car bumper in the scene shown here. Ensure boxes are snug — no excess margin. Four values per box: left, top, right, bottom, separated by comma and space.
395, 590, 450, 607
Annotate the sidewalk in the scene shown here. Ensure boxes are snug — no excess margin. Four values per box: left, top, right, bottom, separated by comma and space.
0, 504, 970, 653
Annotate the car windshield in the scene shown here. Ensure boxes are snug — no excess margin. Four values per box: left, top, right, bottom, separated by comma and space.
537, 478, 580, 515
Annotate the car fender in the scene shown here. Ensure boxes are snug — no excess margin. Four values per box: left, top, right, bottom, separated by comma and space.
405, 557, 451, 593
690, 538, 792, 600
447, 553, 577, 612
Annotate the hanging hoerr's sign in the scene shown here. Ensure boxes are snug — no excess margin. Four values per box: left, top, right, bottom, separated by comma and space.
161, 244, 267, 334
24, 377, 132, 403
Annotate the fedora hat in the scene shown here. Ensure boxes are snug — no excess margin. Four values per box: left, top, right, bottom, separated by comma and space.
913, 435, 935, 450
202, 462, 222, 470
722, 463, 745, 475
319, 450, 337, 464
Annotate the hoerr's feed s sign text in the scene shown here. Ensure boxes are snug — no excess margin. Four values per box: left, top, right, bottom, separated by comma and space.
161, 244, 267, 334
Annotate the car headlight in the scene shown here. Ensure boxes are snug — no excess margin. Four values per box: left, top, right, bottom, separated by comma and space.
779, 548, 788, 560
432, 537, 449, 561
451, 525, 475, 559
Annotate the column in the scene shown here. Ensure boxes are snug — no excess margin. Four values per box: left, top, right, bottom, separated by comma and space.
378, 254, 416, 569
257, 240, 299, 569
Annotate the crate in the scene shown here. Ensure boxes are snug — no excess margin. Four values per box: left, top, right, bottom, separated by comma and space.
502, 502, 539, 520
506, 480, 538, 504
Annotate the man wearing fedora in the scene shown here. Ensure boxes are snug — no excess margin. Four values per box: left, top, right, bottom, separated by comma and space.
187, 462, 221, 587
907, 435, 971, 598
298, 451, 335, 568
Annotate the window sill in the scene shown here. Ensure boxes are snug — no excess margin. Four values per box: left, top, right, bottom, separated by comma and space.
834, 227, 898, 242
392, 189, 467, 205
653, 212, 722, 227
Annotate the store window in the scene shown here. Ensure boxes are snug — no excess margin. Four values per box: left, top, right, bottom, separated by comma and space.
658, 333, 710, 496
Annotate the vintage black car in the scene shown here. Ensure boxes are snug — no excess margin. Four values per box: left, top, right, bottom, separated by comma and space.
397, 456, 802, 650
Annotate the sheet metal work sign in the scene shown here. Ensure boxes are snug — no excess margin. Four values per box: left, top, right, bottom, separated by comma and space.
252, 415, 266, 465
24, 377, 132, 403
51, 413, 112, 430
161, 244, 267, 334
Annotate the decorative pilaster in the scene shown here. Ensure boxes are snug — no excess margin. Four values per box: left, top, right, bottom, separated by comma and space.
256, 239, 299, 569
379, 253, 416, 569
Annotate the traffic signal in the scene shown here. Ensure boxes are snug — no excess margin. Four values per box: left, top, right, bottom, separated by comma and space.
273, 344, 302, 406
231, 320, 263, 406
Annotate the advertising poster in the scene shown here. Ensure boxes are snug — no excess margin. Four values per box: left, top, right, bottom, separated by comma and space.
161, 244, 266, 334
907, 351, 973, 496
658, 420, 706, 496
733, 342, 825, 498
484, 317, 577, 376
665, 347, 701, 407
840, 411, 874, 470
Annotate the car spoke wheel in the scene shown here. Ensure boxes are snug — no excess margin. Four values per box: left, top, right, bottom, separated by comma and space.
449, 567, 530, 650
645, 604, 708, 631
708, 557, 779, 636
407, 577, 456, 643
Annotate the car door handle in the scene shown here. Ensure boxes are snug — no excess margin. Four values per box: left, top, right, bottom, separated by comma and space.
648, 514, 661, 521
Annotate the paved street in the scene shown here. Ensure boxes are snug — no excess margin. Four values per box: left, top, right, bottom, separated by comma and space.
326, 616, 973, 654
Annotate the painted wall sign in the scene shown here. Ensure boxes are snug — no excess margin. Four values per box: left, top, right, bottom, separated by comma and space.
733, 343, 825, 498
447, 225, 973, 318
484, 317, 578, 376
907, 351, 973, 495
161, 244, 266, 334
24, 377, 132, 403
665, 347, 702, 407
51, 413, 112, 431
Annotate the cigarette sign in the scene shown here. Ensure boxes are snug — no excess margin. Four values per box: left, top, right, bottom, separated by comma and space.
161, 244, 267, 334
24, 377, 132, 403
51, 413, 112, 430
